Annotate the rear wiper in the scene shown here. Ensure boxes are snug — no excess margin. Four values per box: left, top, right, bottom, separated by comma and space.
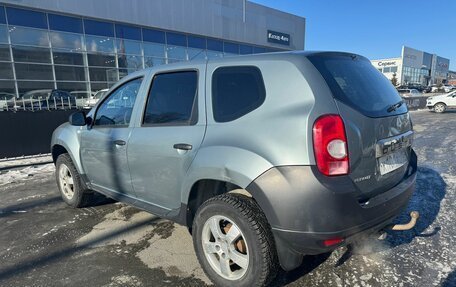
387, 100, 404, 113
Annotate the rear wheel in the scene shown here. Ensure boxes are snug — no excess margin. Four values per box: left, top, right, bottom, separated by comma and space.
55, 153, 93, 208
434, 103, 446, 113
192, 193, 279, 287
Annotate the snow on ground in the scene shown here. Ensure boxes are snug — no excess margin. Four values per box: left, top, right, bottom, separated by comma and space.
0, 162, 54, 187
0, 155, 52, 169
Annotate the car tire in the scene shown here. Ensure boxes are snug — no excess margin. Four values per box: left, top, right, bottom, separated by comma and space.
434, 103, 446, 113
192, 193, 279, 287
55, 153, 93, 208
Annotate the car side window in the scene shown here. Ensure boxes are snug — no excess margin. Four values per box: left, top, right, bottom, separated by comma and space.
94, 77, 143, 126
212, 66, 266, 122
143, 71, 198, 126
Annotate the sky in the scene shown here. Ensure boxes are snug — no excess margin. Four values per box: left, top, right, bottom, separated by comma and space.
251, 0, 456, 70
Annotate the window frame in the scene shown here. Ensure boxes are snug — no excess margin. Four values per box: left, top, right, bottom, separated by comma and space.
92, 76, 144, 128
211, 65, 266, 123
141, 69, 199, 127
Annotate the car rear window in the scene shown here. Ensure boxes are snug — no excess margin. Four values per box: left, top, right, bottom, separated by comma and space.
212, 66, 265, 122
308, 53, 407, 117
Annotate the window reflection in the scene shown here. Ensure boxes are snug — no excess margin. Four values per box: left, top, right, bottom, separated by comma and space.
144, 56, 165, 68
87, 53, 116, 67
116, 39, 141, 55
119, 68, 136, 79
85, 35, 114, 53
143, 42, 165, 58
50, 31, 84, 51
207, 50, 223, 59
0, 25, 8, 43
188, 48, 206, 60
9, 26, 49, 47
118, 54, 143, 70
167, 45, 186, 60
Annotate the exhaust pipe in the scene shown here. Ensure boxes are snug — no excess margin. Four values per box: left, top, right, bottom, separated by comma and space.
390, 211, 419, 231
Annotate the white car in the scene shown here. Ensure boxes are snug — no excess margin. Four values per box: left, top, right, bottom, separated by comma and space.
398, 88, 421, 97
86, 89, 109, 108
426, 90, 456, 113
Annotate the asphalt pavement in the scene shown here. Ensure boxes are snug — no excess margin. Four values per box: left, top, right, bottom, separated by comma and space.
0, 110, 455, 287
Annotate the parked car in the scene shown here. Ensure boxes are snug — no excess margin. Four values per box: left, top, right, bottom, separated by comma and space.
402, 83, 430, 93
426, 90, 456, 113
398, 88, 422, 97
52, 51, 417, 286
86, 88, 109, 108
70, 91, 95, 108
443, 85, 455, 93
20, 89, 76, 110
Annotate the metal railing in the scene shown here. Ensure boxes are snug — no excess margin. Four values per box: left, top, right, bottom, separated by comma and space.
0, 96, 92, 112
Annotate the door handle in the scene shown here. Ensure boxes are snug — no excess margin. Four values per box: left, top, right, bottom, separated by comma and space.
114, 140, 126, 146
173, 143, 192, 150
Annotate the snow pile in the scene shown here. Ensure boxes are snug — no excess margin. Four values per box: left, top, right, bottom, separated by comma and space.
0, 155, 52, 169
0, 163, 55, 186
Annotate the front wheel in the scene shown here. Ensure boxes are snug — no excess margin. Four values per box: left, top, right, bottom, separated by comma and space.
55, 153, 93, 208
192, 193, 279, 287
434, 103, 446, 113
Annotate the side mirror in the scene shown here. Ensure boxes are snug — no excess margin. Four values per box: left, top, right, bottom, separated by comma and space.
69, 111, 87, 126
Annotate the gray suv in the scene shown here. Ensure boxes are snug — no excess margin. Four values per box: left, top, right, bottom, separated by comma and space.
51, 51, 417, 287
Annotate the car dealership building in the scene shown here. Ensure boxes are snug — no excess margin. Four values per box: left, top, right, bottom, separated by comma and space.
371, 46, 450, 86
0, 0, 305, 98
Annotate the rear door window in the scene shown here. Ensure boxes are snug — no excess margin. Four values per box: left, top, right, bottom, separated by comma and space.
212, 66, 265, 122
143, 71, 198, 126
308, 53, 407, 117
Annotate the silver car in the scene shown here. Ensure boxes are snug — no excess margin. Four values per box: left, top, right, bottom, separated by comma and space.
51, 51, 417, 286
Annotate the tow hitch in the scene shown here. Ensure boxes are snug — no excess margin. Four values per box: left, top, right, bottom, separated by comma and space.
378, 211, 420, 240
390, 211, 420, 231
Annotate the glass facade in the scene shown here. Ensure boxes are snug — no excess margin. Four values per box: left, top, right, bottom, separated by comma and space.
402, 66, 429, 84
0, 5, 283, 98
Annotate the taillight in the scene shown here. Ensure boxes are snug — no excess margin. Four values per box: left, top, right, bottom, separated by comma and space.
312, 115, 349, 176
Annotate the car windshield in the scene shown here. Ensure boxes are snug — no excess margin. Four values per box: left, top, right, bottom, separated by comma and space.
308, 53, 408, 117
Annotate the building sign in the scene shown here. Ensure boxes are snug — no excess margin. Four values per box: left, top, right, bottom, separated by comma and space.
377, 61, 397, 67
267, 30, 290, 46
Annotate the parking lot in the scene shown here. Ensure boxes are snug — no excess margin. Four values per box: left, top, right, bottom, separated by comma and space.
0, 110, 455, 287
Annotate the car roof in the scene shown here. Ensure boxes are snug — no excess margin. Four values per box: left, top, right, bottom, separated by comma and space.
134, 50, 368, 75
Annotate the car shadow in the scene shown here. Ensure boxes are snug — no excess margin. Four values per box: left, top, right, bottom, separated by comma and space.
441, 268, 456, 287
0, 216, 160, 281
271, 252, 332, 286
386, 166, 446, 247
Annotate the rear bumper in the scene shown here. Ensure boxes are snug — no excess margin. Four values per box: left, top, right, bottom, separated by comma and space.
246, 149, 417, 270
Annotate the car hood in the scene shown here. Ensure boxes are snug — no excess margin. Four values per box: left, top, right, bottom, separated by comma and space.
429, 94, 448, 100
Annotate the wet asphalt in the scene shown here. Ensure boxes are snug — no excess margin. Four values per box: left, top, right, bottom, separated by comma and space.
0, 110, 455, 287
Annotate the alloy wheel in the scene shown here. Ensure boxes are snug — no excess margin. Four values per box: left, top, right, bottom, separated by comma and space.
201, 215, 249, 280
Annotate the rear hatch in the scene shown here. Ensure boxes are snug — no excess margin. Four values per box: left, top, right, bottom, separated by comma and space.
308, 53, 413, 199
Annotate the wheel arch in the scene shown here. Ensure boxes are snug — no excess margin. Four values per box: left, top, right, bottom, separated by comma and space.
51, 124, 84, 175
